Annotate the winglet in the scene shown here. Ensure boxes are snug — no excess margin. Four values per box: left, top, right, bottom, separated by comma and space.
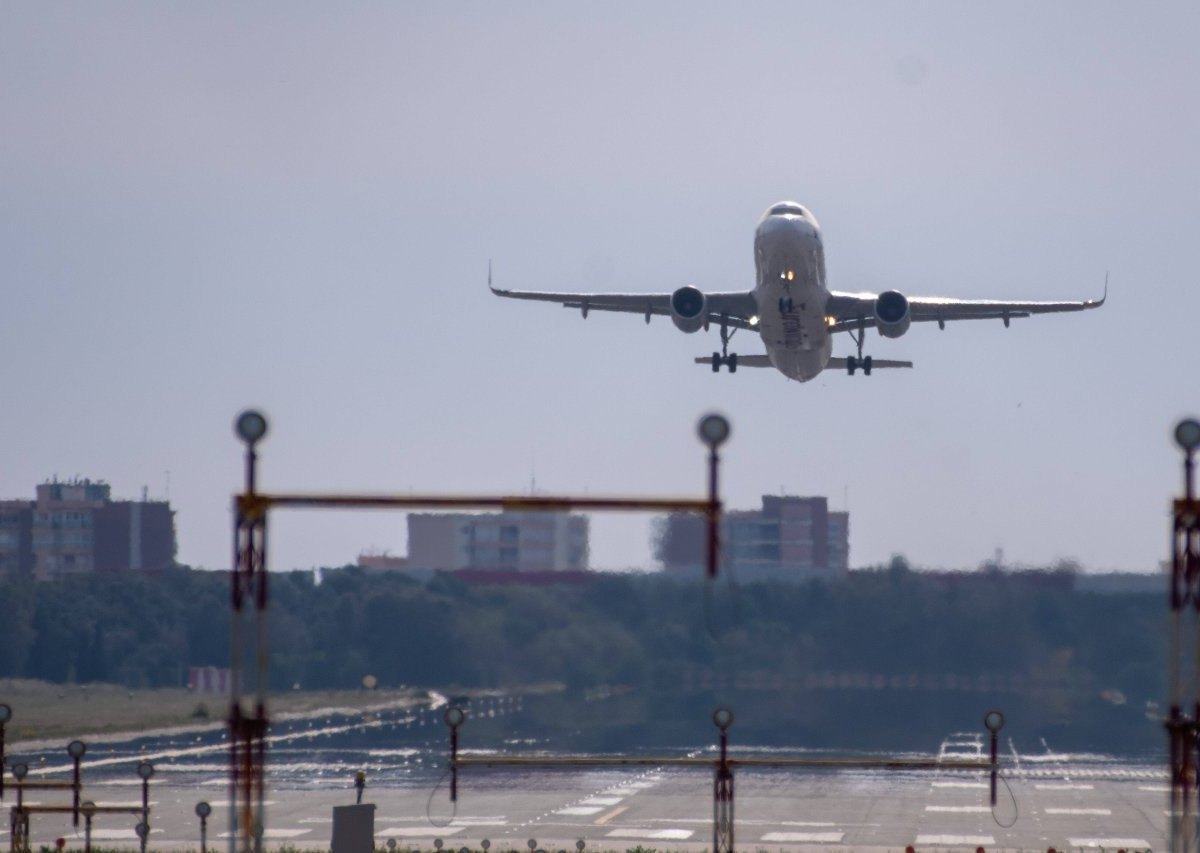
488, 259, 506, 295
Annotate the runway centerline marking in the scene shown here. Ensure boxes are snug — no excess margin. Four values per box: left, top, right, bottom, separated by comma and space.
605, 828, 692, 840
1068, 839, 1150, 849
594, 806, 628, 825
1045, 808, 1112, 816
761, 831, 844, 843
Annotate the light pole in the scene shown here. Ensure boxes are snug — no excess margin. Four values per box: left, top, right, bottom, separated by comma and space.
136, 761, 154, 853
196, 801, 212, 853
698, 414, 731, 579
66, 740, 86, 828
1170, 417, 1200, 853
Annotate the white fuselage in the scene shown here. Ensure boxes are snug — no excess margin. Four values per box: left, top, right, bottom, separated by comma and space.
753, 204, 832, 381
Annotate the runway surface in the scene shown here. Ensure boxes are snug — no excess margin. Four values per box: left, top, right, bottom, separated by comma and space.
5, 700, 1167, 851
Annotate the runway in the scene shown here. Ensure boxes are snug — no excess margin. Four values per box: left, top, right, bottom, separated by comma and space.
6, 720, 1168, 851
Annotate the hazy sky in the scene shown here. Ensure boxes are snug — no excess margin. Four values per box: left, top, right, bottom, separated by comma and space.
2, 3, 1197, 574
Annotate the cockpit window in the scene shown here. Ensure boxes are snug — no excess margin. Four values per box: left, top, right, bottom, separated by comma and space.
768, 203, 806, 217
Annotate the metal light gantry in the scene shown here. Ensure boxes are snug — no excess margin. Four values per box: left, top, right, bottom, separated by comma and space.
0, 718, 154, 853
227, 409, 730, 853
444, 705, 1006, 853
1169, 417, 1200, 853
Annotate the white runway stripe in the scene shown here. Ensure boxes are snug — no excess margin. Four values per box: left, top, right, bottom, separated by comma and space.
1044, 807, 1112, 816
378, 827, 464, 838
1068, 839, 1150, 849
925, 805, 991, 813
931, 782, 987, 789
916, 835, 995, 846
605, 829, 693, 840
555, 806, 603, 816
218, 829, 310, 839
1035, 783, 1094, 790
761, 831, 844, 843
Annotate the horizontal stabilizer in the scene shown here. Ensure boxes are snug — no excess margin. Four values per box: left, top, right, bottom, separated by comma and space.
694, 355, 773, 368
828, 357, 913, 370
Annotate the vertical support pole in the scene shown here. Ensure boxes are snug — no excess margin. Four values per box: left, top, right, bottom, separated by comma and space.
84, 812, 92, 853
1169, 420, 1200, 853
230, 410, 270, 853
0, 703, 10, 801
712, 707, 735, 853
444, 706, 465, 804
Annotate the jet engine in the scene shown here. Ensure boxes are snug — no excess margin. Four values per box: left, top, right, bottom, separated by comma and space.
670, 285, 708, 333
874, 290, 911, 338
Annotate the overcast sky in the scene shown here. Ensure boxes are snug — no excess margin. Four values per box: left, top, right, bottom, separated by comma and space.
2, 3, 1197, 574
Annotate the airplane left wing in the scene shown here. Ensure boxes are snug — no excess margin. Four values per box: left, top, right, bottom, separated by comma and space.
825, 286, 1106, 333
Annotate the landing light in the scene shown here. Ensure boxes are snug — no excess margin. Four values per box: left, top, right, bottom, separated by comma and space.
787, 270, 794, 281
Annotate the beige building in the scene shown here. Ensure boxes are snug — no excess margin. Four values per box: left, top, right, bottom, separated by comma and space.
407, 511, 589, 573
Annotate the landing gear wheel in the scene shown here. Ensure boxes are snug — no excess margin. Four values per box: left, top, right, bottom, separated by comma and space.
728, 353, 738, 373
863, 355, 873, 376
847, 355, 857, 376
712, 352, 721, 373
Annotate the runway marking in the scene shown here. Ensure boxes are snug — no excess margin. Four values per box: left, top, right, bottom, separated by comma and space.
1140, 785, 1172, 792
780, 821, 838, 827
375, 817, 505, 825
299, 817, 332, 824
761, 831, 844, 843
605, 828, 693, 840
555, 806, 604, 816
93, 800, 159, 807
931, 781, 987, 789
594, 806, 628, 825
199, 800, 277, 808
88, 829, 163, 841
378, 827, 464, 838
579, 797, 623, 806
218, 829, 310, 840
1036, 783, 1094, 790
924, 805, 991, 813
1045, 807, 1112, 816
915, 835, 995, 846
1068, 839, 1150, 849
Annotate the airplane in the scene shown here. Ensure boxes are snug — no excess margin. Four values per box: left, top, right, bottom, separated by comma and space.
489, 201, 1106, 380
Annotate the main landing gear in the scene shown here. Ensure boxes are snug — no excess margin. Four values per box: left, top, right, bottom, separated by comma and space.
846, 317, 873, 376
711, 312, 738, 373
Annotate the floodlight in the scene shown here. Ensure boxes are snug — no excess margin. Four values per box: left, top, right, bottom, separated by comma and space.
712, 707, 735, 730
13, 763, 28, 781
235, 410, 269, 445
1176, 419, 1200, 454
195, 802, 212, 819
137, 761, 155, 781
444, 706, 465, 728
67, 740, 86, 759
0, 703, 11, 723
81, 801, 97, 816
697, 413, 731, 449
983, 710, 1005, 734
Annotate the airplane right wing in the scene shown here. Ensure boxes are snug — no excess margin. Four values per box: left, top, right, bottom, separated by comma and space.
490, 274, 758, 329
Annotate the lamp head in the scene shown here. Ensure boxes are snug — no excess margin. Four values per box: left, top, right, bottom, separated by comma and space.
712, 706, 735, 730
137, 761, 155, 781
195, 801, 212, 819
698, 413, 731, 449
235, 410, 269, 446
1176, 419, 1200, 454
67, 740, 86, 760
983, 710, 1005, 734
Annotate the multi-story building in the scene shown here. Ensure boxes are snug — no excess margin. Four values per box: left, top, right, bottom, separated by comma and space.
0, 479, 176, 579
361, 511, 589, 579
655, 495, 849, 581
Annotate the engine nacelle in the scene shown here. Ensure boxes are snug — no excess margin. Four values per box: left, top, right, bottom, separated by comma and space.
670, 285, 707, 333
874, 290, 911, 338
